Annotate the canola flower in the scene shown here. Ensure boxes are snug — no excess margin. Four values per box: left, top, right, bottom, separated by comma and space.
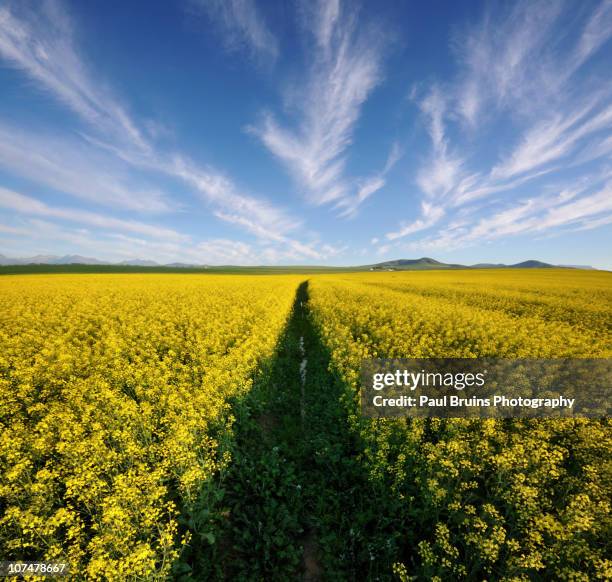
308, 269, 611, 580
1, 269, 610, 580
0, 274, 301, 580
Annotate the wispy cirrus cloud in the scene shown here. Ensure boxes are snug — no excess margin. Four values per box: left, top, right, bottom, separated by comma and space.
0, 183, 343, 264
380, 0, 612, 250
166, 154, 300, 237
0, 207, 346, 266
386, 202, 445, 241
166, 154, 331, 259
449, 97, 612, 207
453, 0, 612, 127
491, 101, 612, 181
454, 0, 566, 126
0, 186, 188, 241
381, 87, 462, 241
334, 142, 402, 218
0, 0, 329, 259
0, 219, 279, 266
0, 0, 150, 153
189, 0, 278, 61
396, 174, 612, 255
415, 87, 465, 201
251, 0, 389, 209
0, 123, 171, 213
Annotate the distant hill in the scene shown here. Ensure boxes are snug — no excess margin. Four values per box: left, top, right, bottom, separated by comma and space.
366, 257, 465, 270
365, 257, 561, 271
53, 255, 107, 265
0, 253, 104, 265
508, 260, 554, 269
0, 254, 161, 266
0, 253, 598, 272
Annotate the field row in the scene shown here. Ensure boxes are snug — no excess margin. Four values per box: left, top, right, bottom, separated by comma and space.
308, 271, 611, 580
0, 275, 301, 579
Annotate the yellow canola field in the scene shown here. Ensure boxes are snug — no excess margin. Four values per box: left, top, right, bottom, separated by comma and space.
0, 274, 300, 580
1, 268, 610, 579
308, 269, 612, 580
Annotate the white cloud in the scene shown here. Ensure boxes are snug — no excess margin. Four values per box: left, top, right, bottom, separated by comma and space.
335, 142, 402, 217
192, 238, 256, 263
0, 223, 32, 236
386, 202, 445, 241
168, 155, 302, 241
415, 87, 467, 200
0, 0, 150, 153
0, 190, 341, 264
376, 243, 392, 256
533, 182, 612, 232
251, 0, 386, 206
416, 155, 464, 201
190, 0, 278, 61
571, 0, 612, 71
451, 168, 556, 207
310, 0, 341, 51
0, 218, 259, 265
455, 0, 564, 124
450, 98, 612, 205
0, 0, 319, 253
491, 101, 612, 181
0, 187, 189, 242
404, 180, 612, 252
573, 213, 612, 231
454, 0, 612, 126
384, 1, 612, 248
384, 88, 462, 241
0, 123, 171, 213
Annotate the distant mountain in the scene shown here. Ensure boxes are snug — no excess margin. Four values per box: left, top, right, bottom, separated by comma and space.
473, 260, 583, 269
508, 260, 554, 269
367, 257, 465, 270
28, 254, 60, 263
0, 254, 159, 266
384, 257, 443, 266
51, 255, 107, 265
0, 254, 210, 268
0, 253, 598, 270
0, 253, 55, 265
0, 253, 105, 265
366, 258, 591, 271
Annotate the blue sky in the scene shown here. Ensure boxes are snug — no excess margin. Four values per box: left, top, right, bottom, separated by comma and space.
0, 0, 611, 267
